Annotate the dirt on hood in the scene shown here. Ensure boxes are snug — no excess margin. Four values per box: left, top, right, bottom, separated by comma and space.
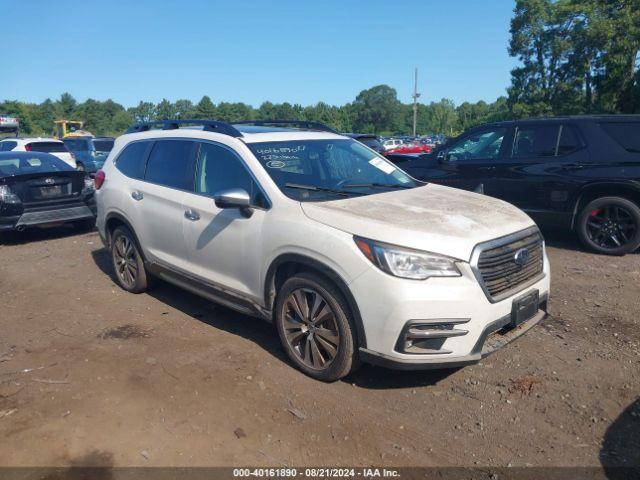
301, 183, 536, 261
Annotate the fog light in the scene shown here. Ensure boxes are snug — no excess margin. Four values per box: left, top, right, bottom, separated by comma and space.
396, 319, 470, 354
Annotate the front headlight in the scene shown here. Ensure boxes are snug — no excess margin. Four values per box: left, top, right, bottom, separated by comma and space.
83, 176, 95, 192
354, 236, 461, 280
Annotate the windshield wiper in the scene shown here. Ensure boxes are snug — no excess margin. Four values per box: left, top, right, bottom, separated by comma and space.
341, 182, 413, 189
284, 183, 361, 197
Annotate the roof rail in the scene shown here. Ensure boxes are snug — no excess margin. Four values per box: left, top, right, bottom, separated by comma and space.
234, 120, 338, 134
125, 119, 243, 138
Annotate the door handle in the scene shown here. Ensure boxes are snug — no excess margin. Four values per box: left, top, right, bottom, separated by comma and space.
184, 209, 200, 221
131, 191, 143, 201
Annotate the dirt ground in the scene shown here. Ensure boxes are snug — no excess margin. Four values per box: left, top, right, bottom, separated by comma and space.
0, 225, 638, 471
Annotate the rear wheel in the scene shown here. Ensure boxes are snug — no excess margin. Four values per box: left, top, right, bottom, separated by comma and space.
274, 272, 358, 381
577, 196, 640, 255
110, 226, 150, 293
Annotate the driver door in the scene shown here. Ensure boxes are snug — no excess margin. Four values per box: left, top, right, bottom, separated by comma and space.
432, 126, 513, 193
181, 141, 270, 302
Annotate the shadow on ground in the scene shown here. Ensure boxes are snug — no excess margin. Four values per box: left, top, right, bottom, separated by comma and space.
601, 397, 640, 479
0, 224, 93, 245
91, 247, 458, 390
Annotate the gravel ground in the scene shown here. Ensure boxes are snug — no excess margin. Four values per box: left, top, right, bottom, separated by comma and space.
0, 226, 638, 472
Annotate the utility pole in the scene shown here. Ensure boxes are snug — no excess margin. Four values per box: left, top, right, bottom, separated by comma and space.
412, 67, 421, 137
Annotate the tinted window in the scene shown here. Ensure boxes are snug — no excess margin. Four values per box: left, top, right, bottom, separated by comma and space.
0, 141, 17, 151
145, 140, 195, 190
600, 123, 640, 153
27, 141, 67, 153
557, 125, 582, 155
63, 139, 87, 151
513, 125, 559, 158
93, 139, 114, 152
195, 142, 267, 208
359, 137, 383, 151
0, 154, 73, 177
448, 127, 507, 161
114, 141, 150, 179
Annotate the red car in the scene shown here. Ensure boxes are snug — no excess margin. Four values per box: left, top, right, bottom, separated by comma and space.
384, 141, 432, 155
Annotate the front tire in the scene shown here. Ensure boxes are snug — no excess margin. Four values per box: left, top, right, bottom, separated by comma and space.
577, 196, 640, 255
110, 226, 150, 293
274, 272, 359, 381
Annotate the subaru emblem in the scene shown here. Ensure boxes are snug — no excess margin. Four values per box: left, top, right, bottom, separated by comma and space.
514, 248, 530, 267
44, 178, 55, 185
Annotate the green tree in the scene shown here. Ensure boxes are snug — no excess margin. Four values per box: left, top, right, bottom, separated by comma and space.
351, 85, 401, 134
194, 95, 217, 119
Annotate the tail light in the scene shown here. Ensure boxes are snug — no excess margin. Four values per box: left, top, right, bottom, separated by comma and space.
24, 144, 31, 151
94, 170, 106, 190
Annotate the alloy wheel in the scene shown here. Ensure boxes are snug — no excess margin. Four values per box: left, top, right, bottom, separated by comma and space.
113, 234, 138, 288
586, 205, 638, 250
282, 288, 340, 370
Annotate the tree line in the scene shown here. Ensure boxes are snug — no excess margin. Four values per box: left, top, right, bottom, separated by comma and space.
2, 0, 637, 138
0, 88, 509, 138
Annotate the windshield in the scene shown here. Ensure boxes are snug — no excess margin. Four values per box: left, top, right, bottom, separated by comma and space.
0, 154, 74, 177
248, 139, 419, 201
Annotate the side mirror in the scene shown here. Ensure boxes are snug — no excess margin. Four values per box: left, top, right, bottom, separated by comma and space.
214, 188, 253, 218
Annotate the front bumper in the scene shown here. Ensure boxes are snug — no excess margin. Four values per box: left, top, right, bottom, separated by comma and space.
359, 302, 548, 370
349, 252, 551, 370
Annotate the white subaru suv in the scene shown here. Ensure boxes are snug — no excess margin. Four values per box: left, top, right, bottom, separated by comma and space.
96, 120, 550, 381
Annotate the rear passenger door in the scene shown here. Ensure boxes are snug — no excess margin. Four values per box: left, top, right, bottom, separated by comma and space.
134, 139, 198, 270
487, 123, 588, 216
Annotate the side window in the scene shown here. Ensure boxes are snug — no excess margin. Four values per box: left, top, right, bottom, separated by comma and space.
195, 142, 268, 208
557, 125, 583, 155
512, 125, 560, 158
0, 141, 17, 151
145, 140, 195, 190
448, 127, 507, 162
114, 141, 151, 179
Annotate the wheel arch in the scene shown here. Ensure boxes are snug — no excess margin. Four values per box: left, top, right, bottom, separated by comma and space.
571, 181, 640, 230
104, 212, 147, 262
264, 253, 367, 348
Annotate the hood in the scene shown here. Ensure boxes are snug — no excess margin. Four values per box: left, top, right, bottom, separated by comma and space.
301, 184, 536, 261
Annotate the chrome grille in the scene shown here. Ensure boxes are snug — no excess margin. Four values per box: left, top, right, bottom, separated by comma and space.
474, 229, 544, 301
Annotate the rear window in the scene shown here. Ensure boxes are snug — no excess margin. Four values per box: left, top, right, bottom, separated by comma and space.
0, 154, 73, 177
114, 141, 151, 179
359, 137, 383, 150
93, 139, 114, 152
27, 141, 68, 153
0, 141, 17, 151
144, 140, 195, 190
600, 123, 640, 153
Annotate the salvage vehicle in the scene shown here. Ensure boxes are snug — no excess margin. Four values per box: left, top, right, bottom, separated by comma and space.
0, 151, 96, 234
389, 115, 640, 255
95, 119, 550, 381
0, 137, 77, 169
63, 136, 115, 173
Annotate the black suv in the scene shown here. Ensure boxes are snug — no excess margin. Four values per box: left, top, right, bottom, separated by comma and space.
389, 115, 640, 255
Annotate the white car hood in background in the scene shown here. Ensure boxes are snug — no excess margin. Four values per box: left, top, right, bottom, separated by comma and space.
301, 184, 536, 261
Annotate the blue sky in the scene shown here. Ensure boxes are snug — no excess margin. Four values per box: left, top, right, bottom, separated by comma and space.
1, 0, 517, 108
